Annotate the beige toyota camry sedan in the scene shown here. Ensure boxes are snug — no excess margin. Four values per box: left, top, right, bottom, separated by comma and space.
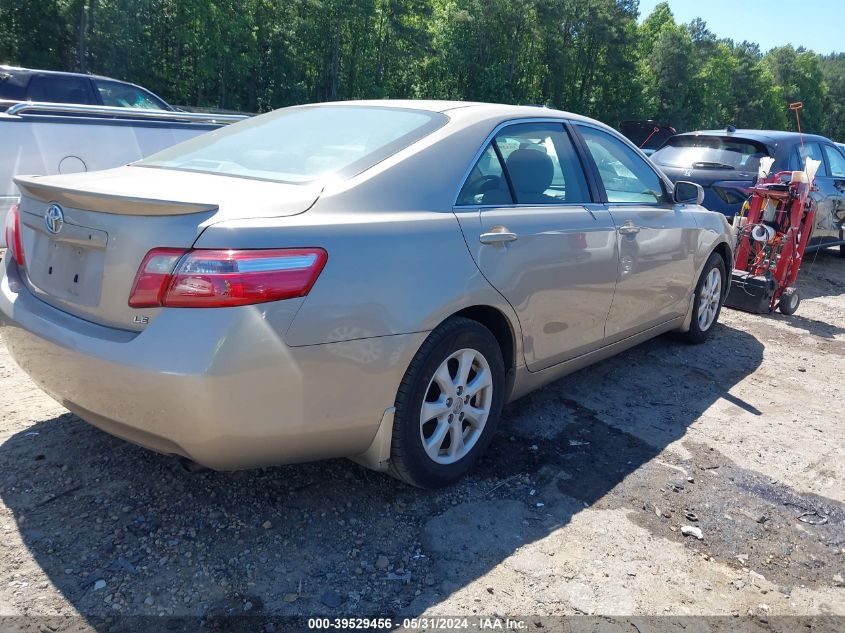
1, 101, 732, 487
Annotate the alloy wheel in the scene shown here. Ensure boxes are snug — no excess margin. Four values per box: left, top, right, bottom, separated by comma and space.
419, 348, 493, 465
697, 267, 722, 331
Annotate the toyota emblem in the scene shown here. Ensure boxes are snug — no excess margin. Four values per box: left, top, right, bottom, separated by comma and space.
44, 203, 64, 235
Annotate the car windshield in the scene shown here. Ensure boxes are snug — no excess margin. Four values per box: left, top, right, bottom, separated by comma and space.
651, 136, 769, 172
138, 105, 447, 184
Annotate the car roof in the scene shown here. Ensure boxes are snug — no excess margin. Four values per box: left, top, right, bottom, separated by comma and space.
0, 65, 173, 109
674, 128, 832, 145
310, 99, 604, 125
0, 64, 162, 92
0, 64, 117, 83
316, 99, 556, 115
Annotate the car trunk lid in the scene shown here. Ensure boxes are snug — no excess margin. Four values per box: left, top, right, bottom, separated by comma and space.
651, 134, 770, 217
14, 166, 321, 331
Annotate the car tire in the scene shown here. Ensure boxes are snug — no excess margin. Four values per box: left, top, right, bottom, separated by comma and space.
777, 287, 800, 315
389, 317, 505, 488
682, 252, 726, 344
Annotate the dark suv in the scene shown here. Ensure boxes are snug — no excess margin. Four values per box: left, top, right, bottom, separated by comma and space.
652, 129, 845, 254
0, 65, 173, 111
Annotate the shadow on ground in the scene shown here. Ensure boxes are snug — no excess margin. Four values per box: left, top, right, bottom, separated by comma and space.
0, 317, 777, 631
793, 247, 845, 302
752, 248, 845, 339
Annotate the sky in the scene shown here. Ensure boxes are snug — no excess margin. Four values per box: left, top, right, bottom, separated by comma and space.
637, 0, 843, 55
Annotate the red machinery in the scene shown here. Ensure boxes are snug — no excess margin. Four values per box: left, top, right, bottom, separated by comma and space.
725, 170, 816, 315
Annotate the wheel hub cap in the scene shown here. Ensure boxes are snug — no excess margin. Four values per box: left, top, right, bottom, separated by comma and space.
697, 268, 722, 332
419, 348, 493, 465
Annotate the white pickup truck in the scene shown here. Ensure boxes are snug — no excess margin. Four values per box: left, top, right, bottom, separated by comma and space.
1, 101, 245, 246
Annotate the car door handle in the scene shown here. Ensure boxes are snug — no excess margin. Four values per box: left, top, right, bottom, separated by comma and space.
617, 223, 641, 236
480, 227, 518, 245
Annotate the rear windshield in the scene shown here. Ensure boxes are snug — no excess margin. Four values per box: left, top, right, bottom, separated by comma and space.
651, 136, 769, 173
138, 105, 448, 184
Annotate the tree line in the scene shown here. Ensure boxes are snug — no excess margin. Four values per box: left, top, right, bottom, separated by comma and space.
2, 0, 843, 140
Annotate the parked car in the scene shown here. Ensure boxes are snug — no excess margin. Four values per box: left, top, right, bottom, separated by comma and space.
0, 65, 174, 111
619, 120, 676, 156
0, 101, 732, 488
651, 129, 845, 253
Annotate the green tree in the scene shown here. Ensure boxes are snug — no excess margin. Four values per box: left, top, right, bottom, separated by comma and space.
764, 45, 825, 133
819, 53, 845, 141
535, 0, 641, 121
727, 42, 786, 130
637, 0, 673, 55
645, 23, 695, 129
0, 0, 78, 70
0, 0, 838, 137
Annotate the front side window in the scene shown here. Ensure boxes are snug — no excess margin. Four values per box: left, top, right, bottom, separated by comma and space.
138, 105, 447, 184
576, 124, 668, 204
94, 80, 166, 110
823, 144, 845, 178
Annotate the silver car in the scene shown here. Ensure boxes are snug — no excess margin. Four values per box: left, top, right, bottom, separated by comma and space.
0, 101, 732, 488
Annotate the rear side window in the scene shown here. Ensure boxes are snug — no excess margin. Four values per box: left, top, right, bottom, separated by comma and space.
652, 136, 769, 173
139, 105, 447, 184
28, 74, 94, 104
822, 145, 845, 178
576, 124, 669, 204
94, 80, 166, 110
457, 145, 512, 205
790, 143, 829, 177
458, 122, 590, 206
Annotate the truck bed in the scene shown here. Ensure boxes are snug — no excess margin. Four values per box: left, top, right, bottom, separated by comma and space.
1, 101, 246, 246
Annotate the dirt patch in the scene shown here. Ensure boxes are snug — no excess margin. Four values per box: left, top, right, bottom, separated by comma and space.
1, 249, 844, 627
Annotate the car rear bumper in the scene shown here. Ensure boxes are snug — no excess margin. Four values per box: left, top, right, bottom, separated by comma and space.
0, 260, 424, 470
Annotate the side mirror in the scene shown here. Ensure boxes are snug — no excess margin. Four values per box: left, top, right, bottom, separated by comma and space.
674, 181, 705, 205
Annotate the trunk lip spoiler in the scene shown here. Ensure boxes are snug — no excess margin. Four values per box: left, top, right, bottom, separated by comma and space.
13, 175, 218, 216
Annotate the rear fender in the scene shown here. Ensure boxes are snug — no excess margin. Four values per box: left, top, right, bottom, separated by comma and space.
193, 207, 522, 355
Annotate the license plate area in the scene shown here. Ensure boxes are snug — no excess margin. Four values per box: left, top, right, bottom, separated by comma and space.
24, 219, 108, 308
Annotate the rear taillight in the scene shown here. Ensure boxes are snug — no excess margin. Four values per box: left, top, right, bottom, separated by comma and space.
129, 248, 327, 308
3, 204, 24, 267
128, 248, 186, 308
713, 185, 750, 205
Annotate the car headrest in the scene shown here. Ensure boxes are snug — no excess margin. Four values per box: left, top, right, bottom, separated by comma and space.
506, 149, 554, 194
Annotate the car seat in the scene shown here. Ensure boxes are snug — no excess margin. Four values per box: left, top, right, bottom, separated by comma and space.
505, 149, 557, 204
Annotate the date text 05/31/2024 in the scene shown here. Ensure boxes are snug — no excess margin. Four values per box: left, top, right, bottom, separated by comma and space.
307, 617, 528, 630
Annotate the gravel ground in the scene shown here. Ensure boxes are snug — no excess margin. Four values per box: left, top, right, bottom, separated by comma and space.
0, 248, 843, 630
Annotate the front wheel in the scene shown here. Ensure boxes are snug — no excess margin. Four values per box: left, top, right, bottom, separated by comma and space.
389, 317, 505, 488
682, 252, 726, 344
